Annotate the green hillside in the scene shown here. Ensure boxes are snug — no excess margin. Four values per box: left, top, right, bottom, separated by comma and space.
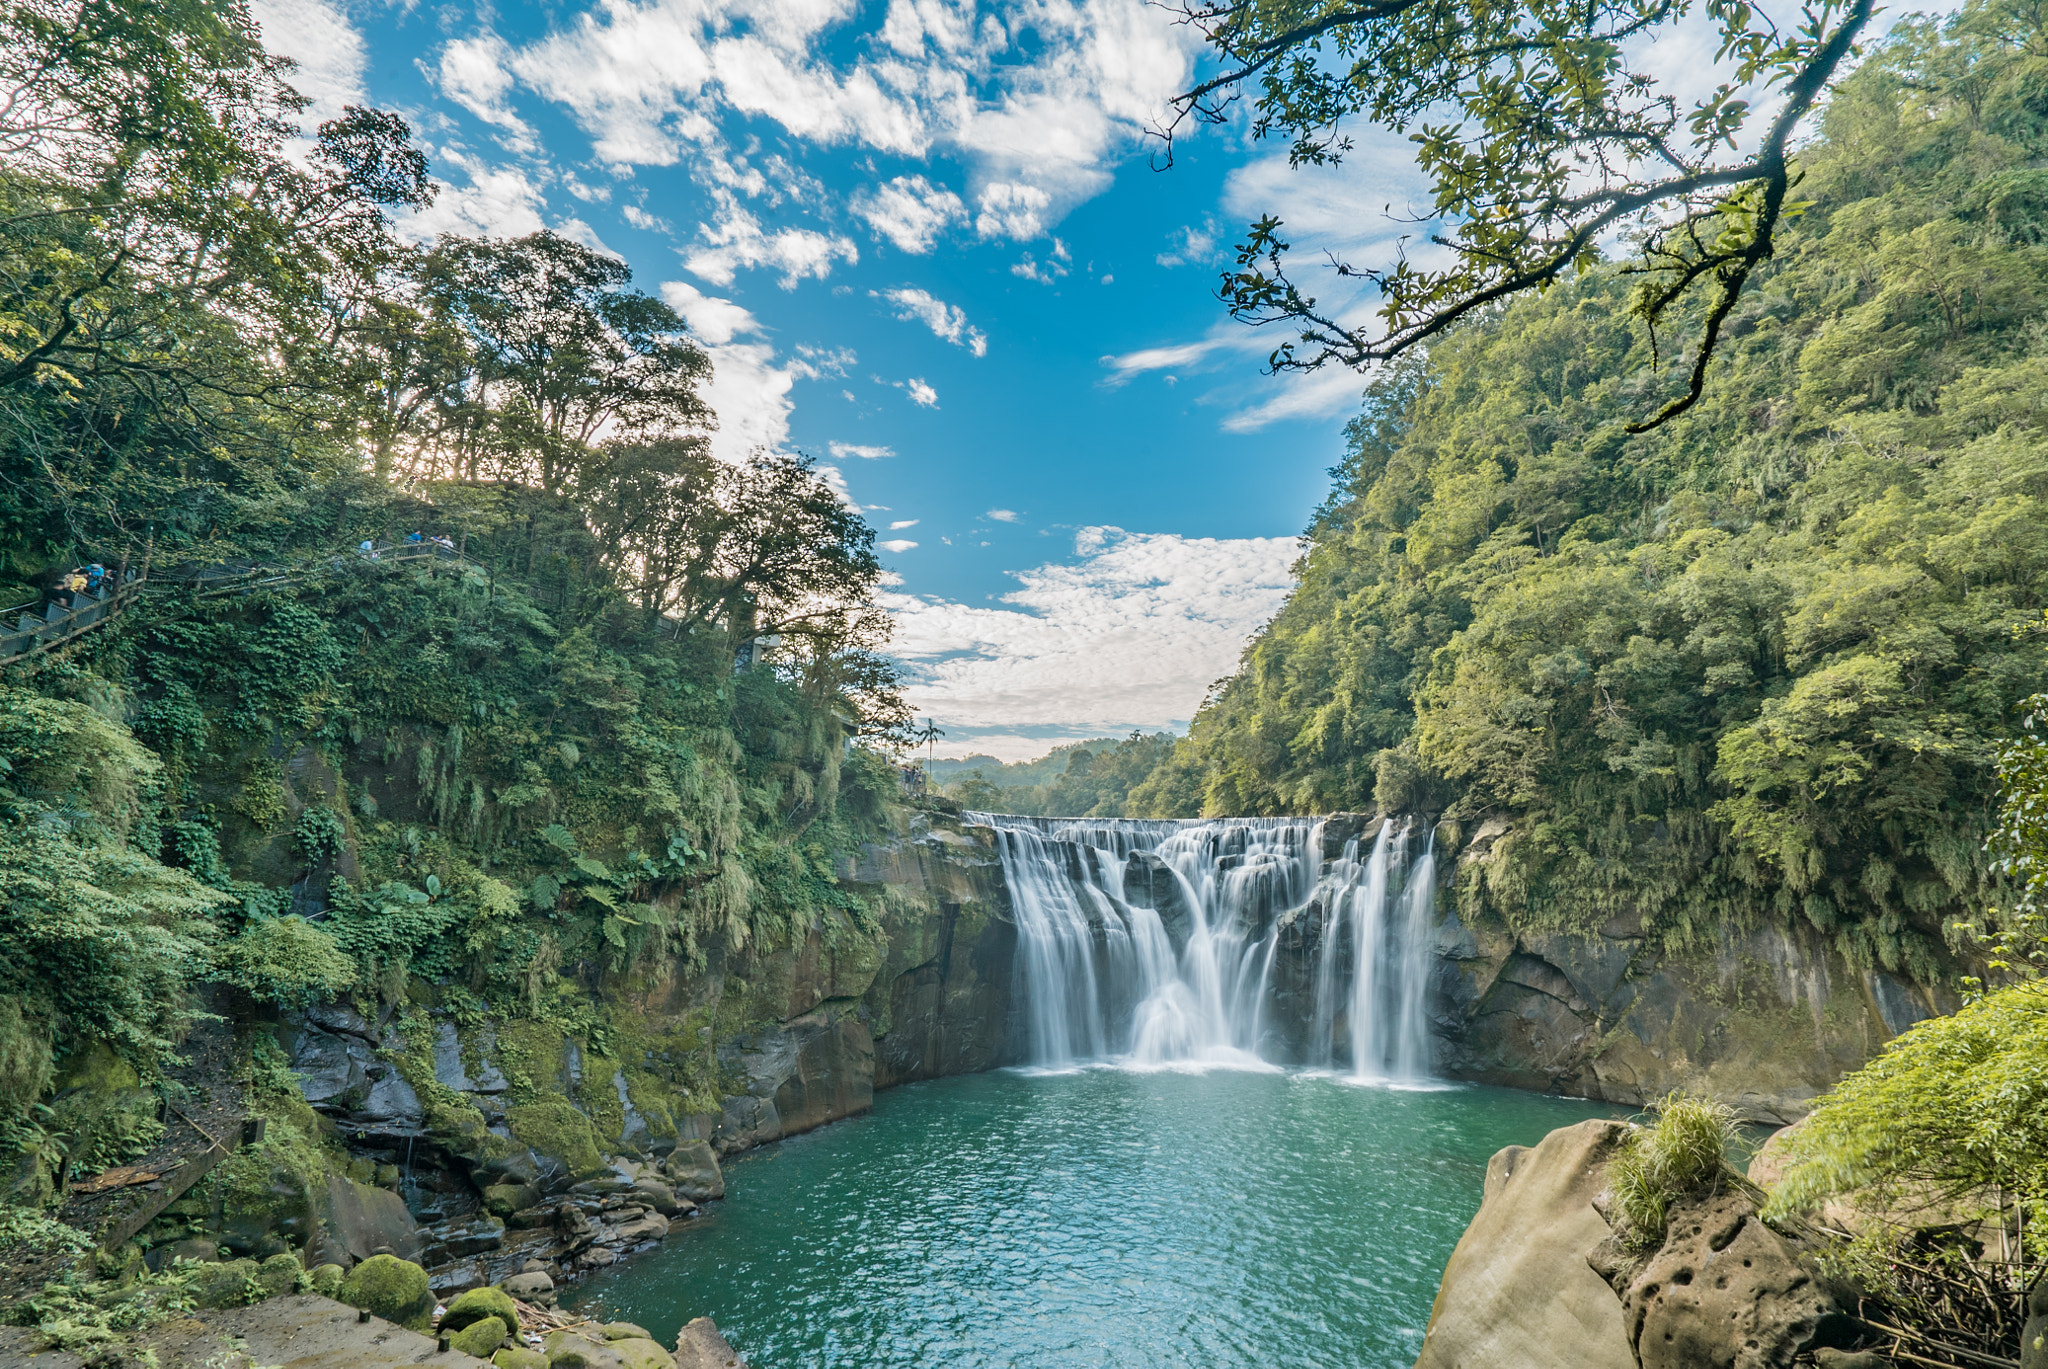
1129, 3, 2048, 978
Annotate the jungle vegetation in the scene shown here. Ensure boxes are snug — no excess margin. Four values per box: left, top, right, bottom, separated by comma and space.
0, 0, 907, 1211
1129, 0, 2048, 980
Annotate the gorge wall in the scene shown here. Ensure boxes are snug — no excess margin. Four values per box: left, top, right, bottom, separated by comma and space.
260, 806, 1944, 1298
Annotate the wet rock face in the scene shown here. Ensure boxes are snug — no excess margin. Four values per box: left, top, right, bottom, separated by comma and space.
1591, 1188, 1858, 1369
1428, 879, 1959, 1122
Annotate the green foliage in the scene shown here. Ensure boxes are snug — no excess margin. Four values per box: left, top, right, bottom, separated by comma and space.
1762, 982, 2048, 1234
1610, 1092, 1747, 1249
211, 916, 356, 1005
1135, 3, 2048, 971
944, 732, 1182, 817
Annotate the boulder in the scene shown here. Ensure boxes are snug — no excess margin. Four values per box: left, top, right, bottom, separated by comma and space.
320, 1172, 425, 1264
544, 1327, 677, 1369
452, 1315, 510, 1359
496, 1350, 550, 1369
629, 1178, 684, 1215
663, 1142, 724, 1203
441, 1285, 521, 1336
309, 1263, 346, 1297
2019, 1279, 2048, 1369
257, 1252, 303, 1297
673, 1317, 746, 1369
1590, 1187, 1858, 1369
604, 1323, 654, 1341
191, 1258, 264, 1309
337, 1253, 436, 1331
1413, 1118, 1635, 1369
497, 1270, 556, 1308
420, 1213, 507, 1264
157, 1236, 221, 1267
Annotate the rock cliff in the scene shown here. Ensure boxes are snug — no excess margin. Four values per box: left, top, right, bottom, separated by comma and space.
258, 809, 1015, 1295
1429, 821, 1960, 1122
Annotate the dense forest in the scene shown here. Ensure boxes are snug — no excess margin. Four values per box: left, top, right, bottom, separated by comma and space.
0, 0, 910, 1244
1084, 2, 2048, 981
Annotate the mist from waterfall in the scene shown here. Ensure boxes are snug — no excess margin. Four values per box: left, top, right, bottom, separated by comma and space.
971, 813, 1440, 1081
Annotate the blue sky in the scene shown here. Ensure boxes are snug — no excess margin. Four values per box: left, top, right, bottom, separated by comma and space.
247, 0, 1947, 758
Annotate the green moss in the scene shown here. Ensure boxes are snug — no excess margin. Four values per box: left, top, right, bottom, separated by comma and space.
493, 1349, 549, 1369
440, 1284, 520, 1336
256, 1252, 303, 1297
337, 1253, 434, 1331
451, 1316, 509, 1358
190, 1258, 266, 1309
504, 1099, 604, 1175
309, 1263, 345, 1297
574, 1048, 627, 1146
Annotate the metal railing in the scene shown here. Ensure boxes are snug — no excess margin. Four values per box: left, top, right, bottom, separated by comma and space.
0, 540, 483, 665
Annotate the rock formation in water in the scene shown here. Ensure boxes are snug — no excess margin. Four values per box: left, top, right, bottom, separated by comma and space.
1417, 1119, 1864, 1369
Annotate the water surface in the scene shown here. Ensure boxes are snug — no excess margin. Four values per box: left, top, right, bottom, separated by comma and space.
571, 1068, 1621, 1368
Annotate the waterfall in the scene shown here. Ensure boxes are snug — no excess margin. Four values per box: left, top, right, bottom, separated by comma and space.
972, 813, 1440, 1080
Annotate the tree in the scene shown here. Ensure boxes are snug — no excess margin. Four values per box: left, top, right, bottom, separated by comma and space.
915, 718, 945, 765
1167, 0, 1883, 428
428, 232, 711, 492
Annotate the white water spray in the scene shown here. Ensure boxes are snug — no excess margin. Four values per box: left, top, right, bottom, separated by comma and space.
973, 814, 1440, 1079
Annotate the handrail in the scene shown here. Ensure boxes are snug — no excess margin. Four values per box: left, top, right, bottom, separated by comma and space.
0, 540, 482, 666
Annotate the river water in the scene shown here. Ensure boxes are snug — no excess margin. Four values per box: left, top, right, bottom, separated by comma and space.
569, 1067, 1620, 1368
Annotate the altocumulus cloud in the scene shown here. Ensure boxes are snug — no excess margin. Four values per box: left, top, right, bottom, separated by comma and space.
887, 527, 1299, 759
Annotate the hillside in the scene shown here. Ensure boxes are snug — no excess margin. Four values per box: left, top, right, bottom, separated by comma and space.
1127, 4, 2048, 979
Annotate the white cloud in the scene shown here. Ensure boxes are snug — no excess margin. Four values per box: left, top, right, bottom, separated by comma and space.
889, 519, 920, 529
434, 0, 1199, 243
1220, 366, 1365, 433
1100, 339, 1223, 383
853, 175, 968, 253
1012, 237, 1071, 284
888, 526, 1298, 744
1156, 223, 1213, 268
434, 32, 538, 149
251, 0, 366, 131
659, 280, 849, 462
904, 378, 939, 408
876, 287, 986, 355
830, 441, 896, 459
986, 508, 1020, 522
880, 539, 920, 553
392, 151, 549, 242
622, 203, 673, 232
974, 181, 1052, 240
685, 192, 859, 287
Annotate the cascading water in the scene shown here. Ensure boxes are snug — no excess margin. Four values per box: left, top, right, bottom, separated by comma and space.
971, 813, 1441, 1081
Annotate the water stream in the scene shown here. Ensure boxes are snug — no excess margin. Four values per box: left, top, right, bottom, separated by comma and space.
973, 813, 1441, 1080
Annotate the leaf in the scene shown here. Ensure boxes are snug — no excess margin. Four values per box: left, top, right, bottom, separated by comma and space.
580, 884, 619, 911
572, 855, 611, 882
529, 874, 561, 910
541, 823, 578, 853
423, 873, 442, 898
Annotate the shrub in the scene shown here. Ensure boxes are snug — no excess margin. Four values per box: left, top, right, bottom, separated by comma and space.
1611, 1091, 1745, 1248
211, 916, 356, 1005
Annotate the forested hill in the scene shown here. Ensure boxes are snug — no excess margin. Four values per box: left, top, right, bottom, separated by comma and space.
1125, 1, 2048, 978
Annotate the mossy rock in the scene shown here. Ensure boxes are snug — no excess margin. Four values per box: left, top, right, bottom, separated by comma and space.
451, 1315, 510, 1359
482, 1182, 540, 1216
493, 1350, 549, 1369
602, 1323, 652, 1341
191, 1258, 265, 1309
256, 1252, 303, 1297
337, 1253, 435, 1331
505, 1099, 604, 1176
309, 1263, 345, 1297
442, 1284, 521, 1336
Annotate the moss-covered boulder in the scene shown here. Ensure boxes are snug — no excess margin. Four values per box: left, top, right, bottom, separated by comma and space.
452, 1315, 511, 1358
482, 1181, 540, 1216
505, 1099, 605, 1180
337, 1252, 435, 1331
309, 1262, 345, 1297
190, 1258, 265, 1309
602, 1323, 653, 1341
494, 1349, 549, 1369
256, 1252, 303, 1297
441, 1284, 521, 1336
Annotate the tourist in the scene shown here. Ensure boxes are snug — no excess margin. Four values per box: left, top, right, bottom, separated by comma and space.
358, 539, 378, 561
406, 530, 423, 544
85, 563, 106, 594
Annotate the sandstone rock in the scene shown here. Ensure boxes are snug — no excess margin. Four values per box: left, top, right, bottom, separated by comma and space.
630, 1178, 683, 1215
663, 1142, 724, 1202
1592, 1187, 1857, 1369
1413, 1118, 1635, 1369
545, 1327, 676, 1369
498, 1270, 556, 1308
603, 1322, 655, 1340
320, 1172, 425, 1264
673, 1316, 746, 1369
421, 1213, 507, 1264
